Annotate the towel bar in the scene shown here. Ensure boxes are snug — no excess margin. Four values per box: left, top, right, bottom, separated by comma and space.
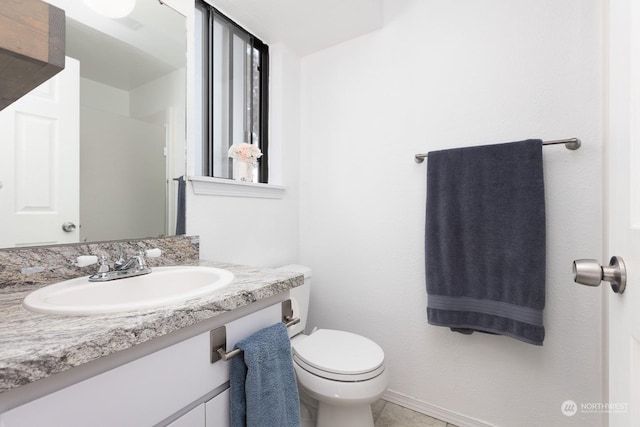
209, 299, 299, 363
414, 137, 581, 163
214, 317, 300, 362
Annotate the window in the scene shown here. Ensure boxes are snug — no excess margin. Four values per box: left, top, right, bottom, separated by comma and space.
195, 2, 269, 183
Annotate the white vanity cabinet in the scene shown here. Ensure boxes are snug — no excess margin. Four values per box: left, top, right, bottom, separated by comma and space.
167, 404, 205, 427
167, 389, 230, 427
0, 302, 282, 427
205, 389, 231, 427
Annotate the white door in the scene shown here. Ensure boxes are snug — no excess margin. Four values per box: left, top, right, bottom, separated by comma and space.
0, 57, 80, 247
606, 0, 640, 425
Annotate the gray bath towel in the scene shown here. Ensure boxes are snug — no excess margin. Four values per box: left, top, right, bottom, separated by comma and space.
425, 139, 546, 345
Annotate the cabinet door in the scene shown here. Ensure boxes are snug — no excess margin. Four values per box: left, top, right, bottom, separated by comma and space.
205, 389, 230, 427
168, 404, 205, 427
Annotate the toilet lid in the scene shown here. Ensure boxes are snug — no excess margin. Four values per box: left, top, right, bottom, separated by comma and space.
292, 329, 385, 382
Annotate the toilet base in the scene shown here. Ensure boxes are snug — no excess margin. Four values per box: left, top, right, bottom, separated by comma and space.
298, 387, 317, 427
316, 401, 374, 427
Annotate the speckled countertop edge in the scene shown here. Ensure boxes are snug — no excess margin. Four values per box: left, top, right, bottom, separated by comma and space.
0, 261, 303, 394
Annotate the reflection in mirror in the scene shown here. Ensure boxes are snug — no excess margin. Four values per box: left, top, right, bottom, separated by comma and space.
0, 0, 186, 248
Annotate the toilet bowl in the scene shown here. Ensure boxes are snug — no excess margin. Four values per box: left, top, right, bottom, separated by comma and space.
292, 330, 388, 427
278, 265, 388, 427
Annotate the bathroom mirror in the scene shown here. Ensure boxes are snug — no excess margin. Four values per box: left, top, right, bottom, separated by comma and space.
0, 0, 186, 248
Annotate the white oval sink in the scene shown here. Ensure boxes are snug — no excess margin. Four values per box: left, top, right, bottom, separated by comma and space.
23, 266, 235, 315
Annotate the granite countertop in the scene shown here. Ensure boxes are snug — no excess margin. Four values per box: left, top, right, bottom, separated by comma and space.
0, 261, 303, 395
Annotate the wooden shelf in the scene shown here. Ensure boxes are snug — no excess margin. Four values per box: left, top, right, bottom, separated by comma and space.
0, 0, 65, 111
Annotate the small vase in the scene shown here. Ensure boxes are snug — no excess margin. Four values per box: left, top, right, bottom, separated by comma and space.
234, 159, 255, 182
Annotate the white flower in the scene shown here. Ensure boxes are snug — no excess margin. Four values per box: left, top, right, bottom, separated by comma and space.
228, 143, 262, 162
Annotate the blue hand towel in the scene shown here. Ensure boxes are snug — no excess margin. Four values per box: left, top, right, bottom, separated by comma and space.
230, 322, 301, 427
425, 139, 546, 345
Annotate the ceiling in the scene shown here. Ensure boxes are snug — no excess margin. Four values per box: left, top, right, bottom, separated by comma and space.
47, 0, 186, 91
207, 0, 384, 56
50, 0, 383, 89
66, 19, 179, 91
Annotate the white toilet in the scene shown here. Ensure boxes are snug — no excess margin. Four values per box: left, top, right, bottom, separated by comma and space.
278, 265, 388, 427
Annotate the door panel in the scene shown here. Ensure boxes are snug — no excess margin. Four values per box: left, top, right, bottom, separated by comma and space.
0, 57, 80, 247
607, 0, 639, 425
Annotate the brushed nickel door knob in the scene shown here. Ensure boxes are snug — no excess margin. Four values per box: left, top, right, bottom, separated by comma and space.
573, 256, 626, 294
62, 222, 77, 232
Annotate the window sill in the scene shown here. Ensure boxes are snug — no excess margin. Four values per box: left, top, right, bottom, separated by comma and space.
188, 176, 286, 199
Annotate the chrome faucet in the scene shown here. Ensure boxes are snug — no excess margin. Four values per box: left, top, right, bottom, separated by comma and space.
77, 248, 161, 282
114, 253, 148, 273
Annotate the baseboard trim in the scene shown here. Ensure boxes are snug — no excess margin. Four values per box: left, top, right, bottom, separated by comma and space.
381, 389, 496, 427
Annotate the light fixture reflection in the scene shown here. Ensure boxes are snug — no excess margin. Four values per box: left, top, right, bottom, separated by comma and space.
84, 0, 136, 19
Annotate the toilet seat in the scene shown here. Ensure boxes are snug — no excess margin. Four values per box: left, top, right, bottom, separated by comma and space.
292, 329, 385, 382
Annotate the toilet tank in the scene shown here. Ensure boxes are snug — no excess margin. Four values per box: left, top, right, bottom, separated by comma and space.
277, 265, 311, 337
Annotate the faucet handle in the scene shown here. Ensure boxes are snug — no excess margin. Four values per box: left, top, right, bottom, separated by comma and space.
114, 244, 126, 270
76, 255, 110, 274
96, 255, 110, 273
76, 255, 99, 267
144, 248, 162, 258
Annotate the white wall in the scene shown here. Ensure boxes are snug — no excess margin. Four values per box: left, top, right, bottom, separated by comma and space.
187, 43, 301, 267
299, 1, 604, 426
79, 79, 167, 242
80, 78, 129, 116
130, 68, 187, 236
80, 105, 166, 242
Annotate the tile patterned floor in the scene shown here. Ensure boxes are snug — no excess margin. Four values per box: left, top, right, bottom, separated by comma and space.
372, 400, 459, 427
